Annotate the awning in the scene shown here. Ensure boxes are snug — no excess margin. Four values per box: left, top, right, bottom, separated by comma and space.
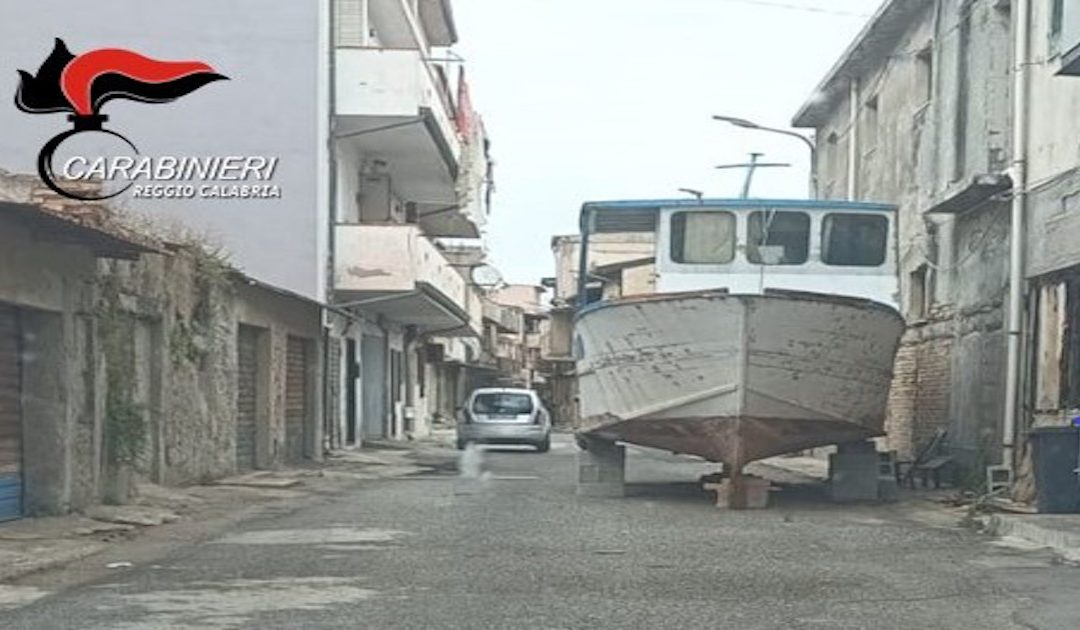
0, 200, 159, 260
925, 174, 1012, 215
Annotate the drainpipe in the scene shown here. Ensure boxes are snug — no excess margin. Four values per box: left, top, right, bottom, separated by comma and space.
847, 78, 859, 201
575, 206, 595, 310
1003, 0, 1031, 470
323, 0, 339, 454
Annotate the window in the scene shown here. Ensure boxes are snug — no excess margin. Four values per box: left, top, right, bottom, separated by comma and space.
473, 393, 533, 415
1052, 0, 1065, 41
746, 211, 809, 265
953, 3, 971, 181
909, 264, 932, 320
916, 46, 933, 104
821, 214, 889, 267
863, 94, 879, 150
670, 211, 736, 264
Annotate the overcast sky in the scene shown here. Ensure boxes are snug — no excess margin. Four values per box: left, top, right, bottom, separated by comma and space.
452, 0, 881, 285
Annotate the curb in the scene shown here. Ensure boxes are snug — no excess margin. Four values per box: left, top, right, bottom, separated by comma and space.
0, 541, 107, 583
988, 513, 1080, 561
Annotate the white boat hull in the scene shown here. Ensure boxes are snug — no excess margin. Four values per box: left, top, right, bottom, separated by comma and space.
574, 289, 904, 467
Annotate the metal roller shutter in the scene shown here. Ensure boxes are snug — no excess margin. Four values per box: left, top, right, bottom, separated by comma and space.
236, 326, 258, 470
285, 337, 308, 462
0, 305, 23, 522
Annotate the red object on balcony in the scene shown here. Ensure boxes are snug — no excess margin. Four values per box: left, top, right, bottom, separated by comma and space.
455, 69, 474, 139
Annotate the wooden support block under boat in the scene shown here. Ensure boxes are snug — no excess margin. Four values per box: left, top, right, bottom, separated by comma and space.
704, 474, 770, 509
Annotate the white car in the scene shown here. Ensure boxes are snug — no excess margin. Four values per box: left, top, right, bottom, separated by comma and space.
456, 388, 552, 452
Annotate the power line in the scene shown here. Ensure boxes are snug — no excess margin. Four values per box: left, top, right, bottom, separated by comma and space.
714, 0, 872, 18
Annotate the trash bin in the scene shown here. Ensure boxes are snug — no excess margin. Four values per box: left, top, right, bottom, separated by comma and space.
1030, 426, 1080, 514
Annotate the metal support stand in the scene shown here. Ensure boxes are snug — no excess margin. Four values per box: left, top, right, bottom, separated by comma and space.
576, 435, 625, 497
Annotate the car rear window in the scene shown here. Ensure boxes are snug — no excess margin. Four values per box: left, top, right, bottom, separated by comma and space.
473, 393, 533, 415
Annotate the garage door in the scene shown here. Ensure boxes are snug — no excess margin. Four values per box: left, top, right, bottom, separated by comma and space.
0, 306, 22, 522
236, 326, 258, 471
285, 336, 308, 462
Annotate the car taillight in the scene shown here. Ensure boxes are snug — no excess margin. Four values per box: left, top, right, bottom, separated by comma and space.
532, 410, 541, 425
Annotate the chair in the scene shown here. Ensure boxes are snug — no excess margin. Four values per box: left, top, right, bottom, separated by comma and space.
896, 428, 955, 489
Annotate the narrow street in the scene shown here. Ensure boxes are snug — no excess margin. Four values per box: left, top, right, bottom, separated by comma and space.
2, 436, 1077, 630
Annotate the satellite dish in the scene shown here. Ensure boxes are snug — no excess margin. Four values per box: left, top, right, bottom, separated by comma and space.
470, 264, 503, 289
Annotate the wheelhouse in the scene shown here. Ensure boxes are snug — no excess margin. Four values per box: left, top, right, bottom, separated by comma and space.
576, 199, 898, 308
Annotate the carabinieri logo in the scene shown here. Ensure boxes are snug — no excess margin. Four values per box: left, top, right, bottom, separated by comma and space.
15, 38, 228, 201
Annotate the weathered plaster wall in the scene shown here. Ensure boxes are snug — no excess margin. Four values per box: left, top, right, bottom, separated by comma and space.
806, 0, 1012, 466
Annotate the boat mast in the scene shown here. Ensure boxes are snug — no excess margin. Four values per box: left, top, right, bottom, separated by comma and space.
715, 152, 789, 199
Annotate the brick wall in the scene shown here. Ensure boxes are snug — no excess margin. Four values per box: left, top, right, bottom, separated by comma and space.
885, 322, 954, 459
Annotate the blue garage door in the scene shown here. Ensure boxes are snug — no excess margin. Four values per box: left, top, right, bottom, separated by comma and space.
0, 305, 22, 522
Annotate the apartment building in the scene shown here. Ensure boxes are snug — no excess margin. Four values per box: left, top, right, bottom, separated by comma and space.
544, 232, 657, 427
0, 0, 496, 457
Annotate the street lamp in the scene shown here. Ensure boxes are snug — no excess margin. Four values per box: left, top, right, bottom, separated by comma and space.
712, 115, 818, 199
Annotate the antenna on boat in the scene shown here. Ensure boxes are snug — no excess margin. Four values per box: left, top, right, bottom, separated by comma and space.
715, 152, 790, 198
677, 187, 704, 203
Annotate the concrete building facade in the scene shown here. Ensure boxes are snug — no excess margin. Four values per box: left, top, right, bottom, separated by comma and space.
543, 233, 657, 428
794, 0, 1080, 494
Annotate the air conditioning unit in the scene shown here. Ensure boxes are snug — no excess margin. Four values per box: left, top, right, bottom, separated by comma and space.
358, 174, 393, 221
425, 344, 445, 362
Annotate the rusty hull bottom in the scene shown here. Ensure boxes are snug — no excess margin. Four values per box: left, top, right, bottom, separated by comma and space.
582, 415, 882, 469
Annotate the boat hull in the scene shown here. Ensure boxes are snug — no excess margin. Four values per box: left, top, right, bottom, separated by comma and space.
574, 290, 904, 468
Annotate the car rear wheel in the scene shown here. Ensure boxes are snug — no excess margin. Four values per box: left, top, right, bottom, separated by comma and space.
536, 437, 551, 453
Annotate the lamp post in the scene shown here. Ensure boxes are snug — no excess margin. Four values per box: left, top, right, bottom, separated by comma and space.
713, 115, 818, 199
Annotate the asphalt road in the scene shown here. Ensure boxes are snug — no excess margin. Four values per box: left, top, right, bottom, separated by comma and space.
4, 434, 1080, 629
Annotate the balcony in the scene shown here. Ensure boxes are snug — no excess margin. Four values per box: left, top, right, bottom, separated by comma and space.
482, 300, 521, 334
335, 47, 484, 237
335, 224, 481, 335
541, 307, 575, 362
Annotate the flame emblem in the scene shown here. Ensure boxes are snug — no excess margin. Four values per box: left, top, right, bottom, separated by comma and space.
15, 39, 228, 200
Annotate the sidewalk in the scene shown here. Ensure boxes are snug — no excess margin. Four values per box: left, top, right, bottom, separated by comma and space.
0, 436, 459, 586
986, 513, 1080, 562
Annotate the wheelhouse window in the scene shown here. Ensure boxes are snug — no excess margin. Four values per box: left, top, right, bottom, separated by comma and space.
821, 213, 889, 267
670, 211, 735, 264
747, 211, 810, 265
